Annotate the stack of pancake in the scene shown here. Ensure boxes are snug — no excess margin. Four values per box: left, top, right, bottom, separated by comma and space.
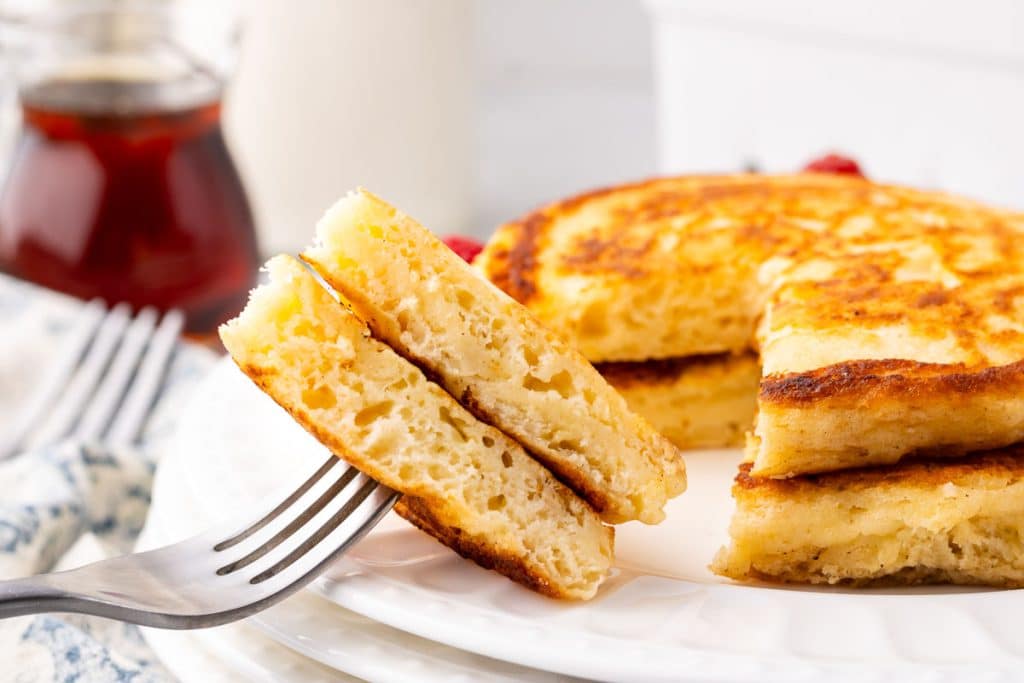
478, 173, 1024, 586
220, 190, 686, 600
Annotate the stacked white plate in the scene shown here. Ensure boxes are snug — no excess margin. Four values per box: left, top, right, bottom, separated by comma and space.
138, 358, 1024, 682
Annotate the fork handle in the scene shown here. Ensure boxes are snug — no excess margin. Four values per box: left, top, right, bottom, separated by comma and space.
0, 577, 76, 619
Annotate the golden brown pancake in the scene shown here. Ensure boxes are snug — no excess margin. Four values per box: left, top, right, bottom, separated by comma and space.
713, 446, 1024, 587
220, 256, 614, 600
477, 174, 1024, 475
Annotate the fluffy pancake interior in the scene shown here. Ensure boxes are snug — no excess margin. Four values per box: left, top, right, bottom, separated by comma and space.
597, 353, 759, 449
219, 256, 614, 600
713, 451, 1024, 587
302, 188, 685, 524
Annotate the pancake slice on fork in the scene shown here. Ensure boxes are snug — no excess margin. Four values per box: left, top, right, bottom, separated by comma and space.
221, 256, 614, 600
302, 189, 686, 524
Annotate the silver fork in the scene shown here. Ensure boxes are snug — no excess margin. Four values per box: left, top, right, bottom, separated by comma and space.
0, 300, 184, 457
0, 299, 400, 627
0, 455, 398, 628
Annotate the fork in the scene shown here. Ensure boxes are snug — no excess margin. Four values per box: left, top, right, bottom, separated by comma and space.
0, 454, 398, 628
0, 300, 184, 457
0, 299, 400, 627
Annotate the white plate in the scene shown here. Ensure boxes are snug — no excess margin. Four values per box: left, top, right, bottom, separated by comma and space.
170, 358, 1024, 683
137, 501, 349, 683
142, 421, 580, 683
141, 618, 348, 683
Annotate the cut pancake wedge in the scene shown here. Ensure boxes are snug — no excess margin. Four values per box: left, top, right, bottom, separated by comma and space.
302, 189, 686, 524
220, 256, 614, 600
753, 359, 1024, 477
713, 446, 1024, 587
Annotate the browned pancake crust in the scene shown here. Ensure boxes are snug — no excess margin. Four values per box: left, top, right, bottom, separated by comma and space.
760, 358, 1024, 407
479, 172, 1024, 362
482, 173, 1021, 310
482, 178, 674, 304
596, 352, 755, 388
481, 174, 866, 308
735, 565, 1024, 589
486, 212, 545, 304
394, 496, 578, 599
735, 445, 1024, 496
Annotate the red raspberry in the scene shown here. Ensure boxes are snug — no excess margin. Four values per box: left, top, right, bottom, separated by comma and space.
442, 235, 484, 263
802, 153, 865, 178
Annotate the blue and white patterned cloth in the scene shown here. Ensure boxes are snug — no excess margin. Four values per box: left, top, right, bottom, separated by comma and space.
0, 274, 217, 682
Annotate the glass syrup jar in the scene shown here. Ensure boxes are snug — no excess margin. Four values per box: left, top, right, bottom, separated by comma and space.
0, 1, 259, 336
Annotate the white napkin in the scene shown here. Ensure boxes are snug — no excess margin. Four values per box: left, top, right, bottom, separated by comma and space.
0, 275, 216, 682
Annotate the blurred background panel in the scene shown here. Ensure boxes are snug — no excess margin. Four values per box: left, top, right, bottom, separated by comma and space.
649, 0, 1024, 208
473, 0, 657, 232
3, 0, 1022, 319
225, 0, 1024, 249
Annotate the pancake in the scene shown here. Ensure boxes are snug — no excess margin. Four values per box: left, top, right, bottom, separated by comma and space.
754, 238, 1024, 476
597, 352, 759, 449
302, 189, 686, 524
478, 174, 1024, 476
220, 256, 614, 600
476, 173, 818, 363
713, 445, 1024, 587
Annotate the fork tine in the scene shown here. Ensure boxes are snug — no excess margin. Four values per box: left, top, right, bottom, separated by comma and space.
105, 309, 184, 447
249, 477, 382, 584
27, 302, 132, 449
74, 307, 158, 442
236, 476, 399, 608
216, 463, 359, 575
0, 298, 105, 459
214, 455, 341, 552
